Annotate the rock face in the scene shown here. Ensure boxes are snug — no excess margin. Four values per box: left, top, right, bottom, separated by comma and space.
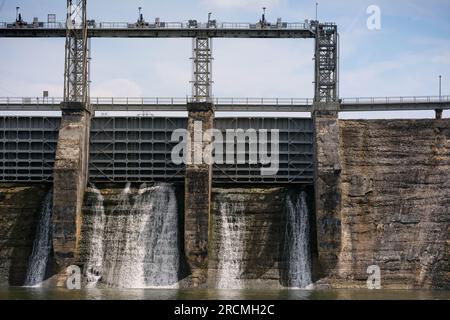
0, 184, 50, 286
333, 119, 450, 289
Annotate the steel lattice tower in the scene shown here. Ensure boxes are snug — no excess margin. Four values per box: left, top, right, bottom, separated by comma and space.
63, 0, 89, 107
314, 23, 338, 104
191, 37, 213, 102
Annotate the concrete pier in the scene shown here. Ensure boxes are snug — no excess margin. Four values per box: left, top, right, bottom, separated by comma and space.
52, 102, 91, 270
184, 102, 214, 286
312, 103, 342, 277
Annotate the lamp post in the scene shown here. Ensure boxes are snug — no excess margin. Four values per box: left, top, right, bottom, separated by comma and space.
436, 75, 443, 119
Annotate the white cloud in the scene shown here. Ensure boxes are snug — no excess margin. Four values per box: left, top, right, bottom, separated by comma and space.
202, 0, 281, 10
91, 79, 143, 97
212, 39, 314, 97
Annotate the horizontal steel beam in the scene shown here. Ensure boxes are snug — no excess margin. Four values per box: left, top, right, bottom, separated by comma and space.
0, 103, 311, 112
0, 27, 314, 38
1, 103, 449, 113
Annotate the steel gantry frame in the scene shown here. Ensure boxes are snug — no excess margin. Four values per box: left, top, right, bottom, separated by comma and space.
191, 37, 213, 102
313, 22, 338, 104
63, 0, 90, 106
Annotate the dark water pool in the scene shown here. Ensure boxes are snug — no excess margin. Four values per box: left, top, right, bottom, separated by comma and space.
0, 288, 449, 300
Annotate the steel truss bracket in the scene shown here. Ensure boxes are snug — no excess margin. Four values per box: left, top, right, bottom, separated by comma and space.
313, 22, 338, 106
191, 37, 213, 102
63, 0, 90, 110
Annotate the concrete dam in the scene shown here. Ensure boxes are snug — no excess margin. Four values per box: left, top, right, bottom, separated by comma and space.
0, 2, 449, 291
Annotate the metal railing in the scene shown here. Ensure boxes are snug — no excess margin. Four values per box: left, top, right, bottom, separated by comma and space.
0, 97, 314, 106
0, 20, 311, 31
0, 96, 448, 106
0, 22, 66, 29
341, 95, 450, 104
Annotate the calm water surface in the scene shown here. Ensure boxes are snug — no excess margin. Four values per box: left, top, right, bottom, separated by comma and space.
0, 288, 449, 300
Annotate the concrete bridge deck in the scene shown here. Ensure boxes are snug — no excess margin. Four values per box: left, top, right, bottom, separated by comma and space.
1, 96, 449, 113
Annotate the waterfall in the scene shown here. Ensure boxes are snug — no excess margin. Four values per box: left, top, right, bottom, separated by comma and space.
101, 182, 132, 287
284, 191, 312, 288
87, 183, 179, 288
24, 190, 53, 287
217, 201, 246, 289
84, 185, 106, 288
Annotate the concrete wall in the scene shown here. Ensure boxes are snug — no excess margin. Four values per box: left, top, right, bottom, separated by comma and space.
0, 184, 51, 286
184, 102, 214, 287
52, 106, 91, 271
321, 119, 450, 289
313, 115, 342, 278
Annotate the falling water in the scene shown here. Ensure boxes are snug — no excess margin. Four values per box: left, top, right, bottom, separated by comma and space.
84, 185, 106, 288
284, 191, 312, 288
24, 190, 53, 287
88, 183, 179, 288
216, 201, 246, 289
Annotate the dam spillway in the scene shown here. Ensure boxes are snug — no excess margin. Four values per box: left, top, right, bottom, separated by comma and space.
0, 118, 448, 290
82, 183, 180, 288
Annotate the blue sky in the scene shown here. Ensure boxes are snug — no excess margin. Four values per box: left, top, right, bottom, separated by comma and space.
0, 0, 449, 105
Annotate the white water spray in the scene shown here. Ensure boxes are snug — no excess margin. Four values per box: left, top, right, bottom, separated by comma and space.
24, 190, 53, 287
216, 201, 246, 289
284, 191, 312, 288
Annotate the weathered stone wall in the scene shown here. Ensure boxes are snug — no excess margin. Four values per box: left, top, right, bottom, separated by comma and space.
0, 184, 50, 286
184, 102, 214, 287
313, 115, 342, 278
333, 119, 450, 289
52, 106, 91, 271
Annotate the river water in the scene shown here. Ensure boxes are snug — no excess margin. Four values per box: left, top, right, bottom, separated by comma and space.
0, 288, 449, 300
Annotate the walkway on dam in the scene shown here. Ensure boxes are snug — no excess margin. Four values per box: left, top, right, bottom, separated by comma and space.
1, 95, 449, 113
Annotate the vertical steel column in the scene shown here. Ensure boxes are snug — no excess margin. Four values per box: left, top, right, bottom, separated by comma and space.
63, 0, 90, 107
314, 23, 338, 104
191, 37, 213, 102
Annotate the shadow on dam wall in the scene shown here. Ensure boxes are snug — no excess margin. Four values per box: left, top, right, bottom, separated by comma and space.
0, 184, 53, 286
